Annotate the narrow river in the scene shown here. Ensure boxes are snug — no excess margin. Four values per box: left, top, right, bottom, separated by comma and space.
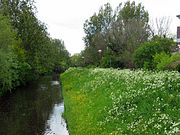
0, 75, 69, 135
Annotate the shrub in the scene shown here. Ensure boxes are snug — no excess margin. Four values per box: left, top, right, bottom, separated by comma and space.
153, 53, 180, 71
134, 38, 175, 69
134, 41, 162, 69
167, 55, 180, 71
156, 37, 175, 55
153, 52, 170, 70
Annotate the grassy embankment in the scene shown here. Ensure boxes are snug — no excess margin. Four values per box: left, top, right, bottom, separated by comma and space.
60, 68, 180, 135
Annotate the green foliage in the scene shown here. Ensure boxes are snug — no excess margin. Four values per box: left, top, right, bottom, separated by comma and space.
70, 53, 83, 67
1, 0, 62, 75
0, 14, 21, 94
83, 46, 101, 66
83, 3, 113, 47
120, 1, 149, 24
168, 54, 180, 71
83, 1, 150, 67
51, 39, 70, 68
11, 39, 26, 62
153, 52, 170, 70
134, 41, 162, 69
0, 50, 12, 94
0, 1, 70, 96
61, 68, 180, 135
154, 37, 175, 55
102, 53, 116, 68
17, 62, 32, 83
0, 13, 17, 51
153, 53, 180, 71
134, 38, 175, 69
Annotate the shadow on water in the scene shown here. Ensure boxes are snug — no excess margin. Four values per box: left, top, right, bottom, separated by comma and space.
0, 75, 69, 135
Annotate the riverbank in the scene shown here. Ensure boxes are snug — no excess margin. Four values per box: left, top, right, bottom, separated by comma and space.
61, 68, 180, 135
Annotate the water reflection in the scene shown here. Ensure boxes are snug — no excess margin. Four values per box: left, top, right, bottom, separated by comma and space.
44, 103, 68, 135
51, 81, 60, 86
0, 75, 69, 135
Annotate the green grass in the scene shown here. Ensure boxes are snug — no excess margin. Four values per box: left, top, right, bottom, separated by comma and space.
60, 68, 180, 135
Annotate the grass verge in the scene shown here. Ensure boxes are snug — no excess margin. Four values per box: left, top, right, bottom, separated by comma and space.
60, 68, 180, 135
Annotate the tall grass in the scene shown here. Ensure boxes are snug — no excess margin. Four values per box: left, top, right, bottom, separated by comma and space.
61, 68, 180, 135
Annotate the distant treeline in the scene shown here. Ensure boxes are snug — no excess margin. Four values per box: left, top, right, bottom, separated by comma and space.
71, 1, 180, 71
0, 0, 70, 96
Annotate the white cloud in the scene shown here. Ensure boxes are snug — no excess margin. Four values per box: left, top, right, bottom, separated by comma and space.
35, 0, 180, 55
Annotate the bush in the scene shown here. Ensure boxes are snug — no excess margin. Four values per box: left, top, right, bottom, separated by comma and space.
155, 37, 175, 55
134, 38, 175, 69
153, 53, 180, 71
153, 52, 170, 70
167, 55, 180, 71
134, 41, 162, 69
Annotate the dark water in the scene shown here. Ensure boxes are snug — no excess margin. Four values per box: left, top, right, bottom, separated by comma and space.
0, 75, 69, 135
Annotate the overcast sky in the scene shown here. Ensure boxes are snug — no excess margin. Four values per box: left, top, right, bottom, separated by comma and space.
35, 0, 180, 55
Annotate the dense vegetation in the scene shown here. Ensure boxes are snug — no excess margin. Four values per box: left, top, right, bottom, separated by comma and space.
82, 1, 150, 68
134, 37, 176, 69
1, 0, 179, 134
0, 0, 70, 96
61, 68, 180, 135
63, 2, 180, 134
71, 1, 179, 70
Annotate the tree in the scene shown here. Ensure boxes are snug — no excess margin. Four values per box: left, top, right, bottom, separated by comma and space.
83, 1, 150, 67
70, 53, 82, 67
1, 0, 58, 75
0, 13, 20, 94
83, 46, 101, 66
83, 3, 113, 48
106, 1, 150, 64
83, 3, 113, 66
50, 39, 71, 68
150, 17, 172, 38
0, 0, 71, 95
